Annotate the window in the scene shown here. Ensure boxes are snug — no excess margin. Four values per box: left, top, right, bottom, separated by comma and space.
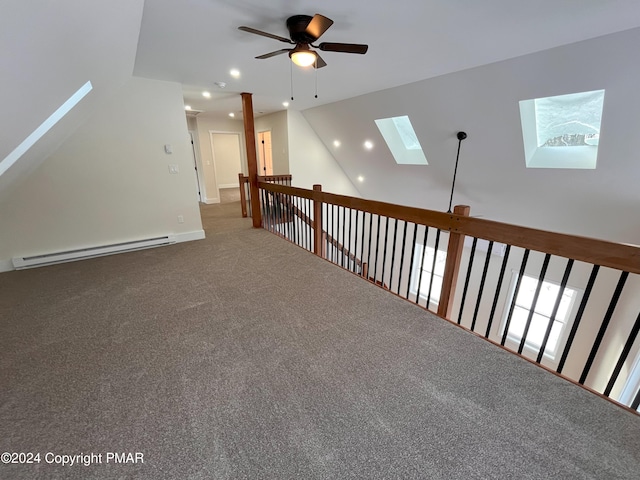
374, 115, 428, 165
410, 244, 446, 305
0, 81, 93, 177
502, 273, 578, 360
519, 89, 605, 169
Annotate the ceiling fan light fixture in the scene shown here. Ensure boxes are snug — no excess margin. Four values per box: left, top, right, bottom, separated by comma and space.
289, 49, 316, 67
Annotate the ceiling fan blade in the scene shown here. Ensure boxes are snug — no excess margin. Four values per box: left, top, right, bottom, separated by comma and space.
255, 49, 291, 59
238, 26, 293, 44
318, 42, 369, 54
305, 14, 333, 40
313, 53, 327, 69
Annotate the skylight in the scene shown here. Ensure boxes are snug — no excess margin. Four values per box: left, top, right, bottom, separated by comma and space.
519, 89, 604, 169
0, 81, 93, 177
375, 115, 428, 165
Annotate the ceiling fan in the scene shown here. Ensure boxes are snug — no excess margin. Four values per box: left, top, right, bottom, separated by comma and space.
238, 14, 368, 68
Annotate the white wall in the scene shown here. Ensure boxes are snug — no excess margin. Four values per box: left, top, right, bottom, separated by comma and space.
0, 77, 203, 271
288, 110, 361, 197
301, 27, 640, 245
255, 111, 289, 175
0, 0, 144, 200
211, 133, 243, 188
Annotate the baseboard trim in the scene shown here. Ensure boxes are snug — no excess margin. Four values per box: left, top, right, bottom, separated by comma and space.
174, 230, 205, 243
218, 183, 239, 189
3, 230, 206, 272
204, 197, 220, 204
0, 258, 14, 273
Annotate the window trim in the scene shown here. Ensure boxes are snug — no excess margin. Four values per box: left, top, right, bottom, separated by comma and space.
409, 243, 446, 307
500, 270, 581, 363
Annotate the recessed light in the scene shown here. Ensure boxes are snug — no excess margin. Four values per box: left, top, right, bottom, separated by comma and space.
202, 91, 211, 98
357, 176, 364, 182
333, 140, 341, 147
283, 102, 289, 108
185, 105, 192, 110
364, 140, 374, 150
230, 69, 240, 78
229, 112, 235, 118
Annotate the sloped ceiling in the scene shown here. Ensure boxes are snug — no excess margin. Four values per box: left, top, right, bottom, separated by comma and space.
134, 0, 640, 118
0, 0, 144, 198
302, 28, 640, 243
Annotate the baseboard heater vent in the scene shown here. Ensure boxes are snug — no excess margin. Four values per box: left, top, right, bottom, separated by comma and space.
12, 235, 176, 269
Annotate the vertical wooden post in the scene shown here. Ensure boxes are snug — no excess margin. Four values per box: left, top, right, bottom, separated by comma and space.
437, 205, 471, 320
241, 93, 262, 228
238, 173, 248, 218
313, 184, 323, 257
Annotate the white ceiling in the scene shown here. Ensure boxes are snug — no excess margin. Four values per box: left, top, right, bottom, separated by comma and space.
134, 0, 640, 119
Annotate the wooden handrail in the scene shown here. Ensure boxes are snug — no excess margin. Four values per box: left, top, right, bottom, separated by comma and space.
259, 181, 640, 275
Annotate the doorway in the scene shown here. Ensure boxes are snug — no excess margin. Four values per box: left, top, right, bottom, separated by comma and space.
258, 131, 273, 176
210, 131, 244, 204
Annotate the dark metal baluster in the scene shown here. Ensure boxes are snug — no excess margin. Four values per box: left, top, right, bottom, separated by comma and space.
501, 249, 530, 346
457, 237, 478, 325
269, 191, 275, 232
307, 198, 312, 251
471, 241, 494, 332
397, 221, 408, 296
389, 219, 399, 292
427, 229, 442, 308
327, 204, 335, 263
360, 210, 366, 276
294, 197, 302, 245
536, 259, 574, 363
517, 253, 551, 354
579, 271, 629, 385
260, 189, 266, 229
336, 206, 341, 264
354, 210, 360, 274
347, 208, 353, 271
406, 223, 418, 299
416, 226, 429, 306
557, 265, 600, 374
341, 206, 347, 267
273, 192, 280, 234
367, 213, 373, 279
381, 217, 390, 289
284, 194, 290, 240
485, 245, 511, 338
632, 388, 640, 411
373, 215, 381, 283
604, 310, 640, 397
301, 197, 306, 249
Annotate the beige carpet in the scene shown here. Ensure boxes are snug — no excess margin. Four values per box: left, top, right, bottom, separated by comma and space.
1, 201, 639, 479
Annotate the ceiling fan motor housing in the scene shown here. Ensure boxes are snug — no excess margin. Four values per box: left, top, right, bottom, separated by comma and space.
286, 15, 316, 43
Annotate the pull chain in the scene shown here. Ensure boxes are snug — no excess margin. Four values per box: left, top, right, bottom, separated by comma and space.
290, 59, 294, 101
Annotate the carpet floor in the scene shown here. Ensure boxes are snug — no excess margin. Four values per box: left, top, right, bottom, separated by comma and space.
1, 202, 639, 479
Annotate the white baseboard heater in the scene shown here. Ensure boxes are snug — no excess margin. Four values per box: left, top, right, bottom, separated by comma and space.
12, 235, 176, 269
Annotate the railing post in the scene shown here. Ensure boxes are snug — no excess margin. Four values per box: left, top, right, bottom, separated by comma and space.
241, 92, 262, 228
313, 184, 323, 257
238, 173, 247, 218
437, 205, 471, 320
